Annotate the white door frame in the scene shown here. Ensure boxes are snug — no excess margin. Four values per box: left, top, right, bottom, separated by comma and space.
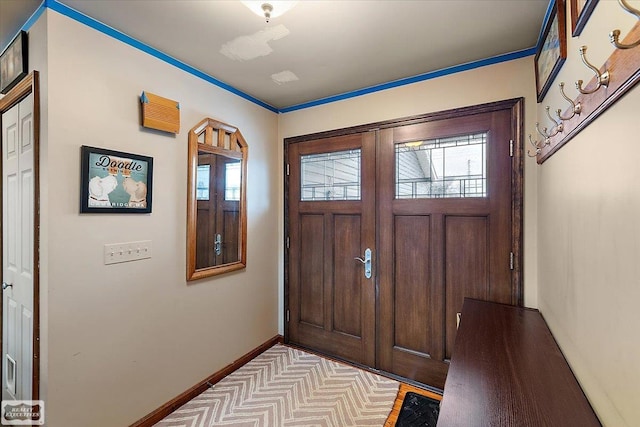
0, 71, 40, 401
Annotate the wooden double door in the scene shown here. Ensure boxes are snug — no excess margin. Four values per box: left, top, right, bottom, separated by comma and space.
285, 100, 522, 389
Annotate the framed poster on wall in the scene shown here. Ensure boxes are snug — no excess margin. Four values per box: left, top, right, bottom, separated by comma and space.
0, 30, 28, 94
80, 146, 153, 214
535, 0, 567, 102
571, 0, 599, 37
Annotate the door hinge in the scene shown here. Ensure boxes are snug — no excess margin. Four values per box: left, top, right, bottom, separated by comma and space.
286, 310, 290, 322
509, 252, 514, 270
286, 237, 290, 249
509, 139, 514, 157
286, 163, 290, 176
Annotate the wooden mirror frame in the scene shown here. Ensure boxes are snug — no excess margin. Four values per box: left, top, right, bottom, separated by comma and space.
186, 118, 248, 281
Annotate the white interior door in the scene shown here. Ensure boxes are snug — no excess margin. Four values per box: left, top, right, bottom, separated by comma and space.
2, 93, 34, 401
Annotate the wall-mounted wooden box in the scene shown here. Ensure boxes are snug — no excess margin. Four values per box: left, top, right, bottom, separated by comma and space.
140, 91, 180, 133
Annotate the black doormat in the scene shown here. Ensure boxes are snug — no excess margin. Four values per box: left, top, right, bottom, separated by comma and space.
395, 391, 440, 427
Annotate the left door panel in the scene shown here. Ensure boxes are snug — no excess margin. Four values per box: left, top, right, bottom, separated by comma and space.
287, 132, 376, 367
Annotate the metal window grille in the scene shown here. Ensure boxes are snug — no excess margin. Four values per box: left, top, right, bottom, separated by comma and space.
396, 133, 487, 199
301, 149, 361, 201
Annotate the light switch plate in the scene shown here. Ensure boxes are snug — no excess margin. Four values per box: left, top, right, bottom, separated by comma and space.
104, 240, 152, 265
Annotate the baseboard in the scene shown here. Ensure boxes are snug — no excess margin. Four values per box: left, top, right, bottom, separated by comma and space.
130, 335, 283, 427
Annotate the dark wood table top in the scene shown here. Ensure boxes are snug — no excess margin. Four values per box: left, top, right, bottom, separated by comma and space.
437, 298, 601, 427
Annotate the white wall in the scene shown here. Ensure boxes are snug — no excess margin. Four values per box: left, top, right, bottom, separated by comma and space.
538, 87, 640, 427
40, 10, 279, 426
535, 2, 640, 426
278, 56, 541, 336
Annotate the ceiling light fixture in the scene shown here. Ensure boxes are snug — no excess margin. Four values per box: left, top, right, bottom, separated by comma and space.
241, 1, 298, 23
262, 3, 273, 22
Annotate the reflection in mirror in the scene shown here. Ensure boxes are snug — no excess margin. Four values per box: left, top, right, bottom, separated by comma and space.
195, 153, 241, 268
187, 118, 247, 280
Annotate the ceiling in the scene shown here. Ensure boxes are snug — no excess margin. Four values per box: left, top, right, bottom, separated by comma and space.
1, 0, 549, 110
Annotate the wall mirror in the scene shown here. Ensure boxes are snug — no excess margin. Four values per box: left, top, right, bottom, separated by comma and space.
187, 117, 247, 280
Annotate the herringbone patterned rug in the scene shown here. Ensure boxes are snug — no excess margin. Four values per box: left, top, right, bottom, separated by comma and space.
155, 344, 399, 427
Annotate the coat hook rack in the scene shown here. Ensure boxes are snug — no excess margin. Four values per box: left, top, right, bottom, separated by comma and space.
609, 0, 640, 49
576, 46, 610, 94
556, 82, 582, 121
535, 17, 640, 164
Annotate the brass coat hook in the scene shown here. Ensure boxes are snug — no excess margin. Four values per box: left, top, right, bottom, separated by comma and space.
576, 46, 610, 94
527, 135, 541, 157
609, 0, 640, 49
556, 82, 582, 121
545, 106, 563, 137
536, 121, 551, 140
527, 133, 549, 158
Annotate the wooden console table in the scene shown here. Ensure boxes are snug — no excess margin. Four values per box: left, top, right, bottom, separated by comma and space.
437, 298, 601, 426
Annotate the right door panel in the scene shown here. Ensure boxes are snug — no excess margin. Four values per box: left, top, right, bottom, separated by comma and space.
377, 110, 514, 389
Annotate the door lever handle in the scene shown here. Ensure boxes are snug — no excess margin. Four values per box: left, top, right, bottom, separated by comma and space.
354, 248, 372, 279
2, 282, 13, 290
214, 234, 222, 256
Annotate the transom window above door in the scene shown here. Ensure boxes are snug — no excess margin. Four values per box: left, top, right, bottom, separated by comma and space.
396, 132, 487, 199
300, 149, 361, 201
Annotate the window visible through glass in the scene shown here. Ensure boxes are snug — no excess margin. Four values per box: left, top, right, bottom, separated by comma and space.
225, 162, 241, 201
300, 149, 361, 201
196, 165, 210, 200
396, 133, 487, 199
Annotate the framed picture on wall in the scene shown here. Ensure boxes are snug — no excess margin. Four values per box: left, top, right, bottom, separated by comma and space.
535, 0, 567, 103
0, 30, 28, 94
80, 146, 153, 214
571, 0, 599, 37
